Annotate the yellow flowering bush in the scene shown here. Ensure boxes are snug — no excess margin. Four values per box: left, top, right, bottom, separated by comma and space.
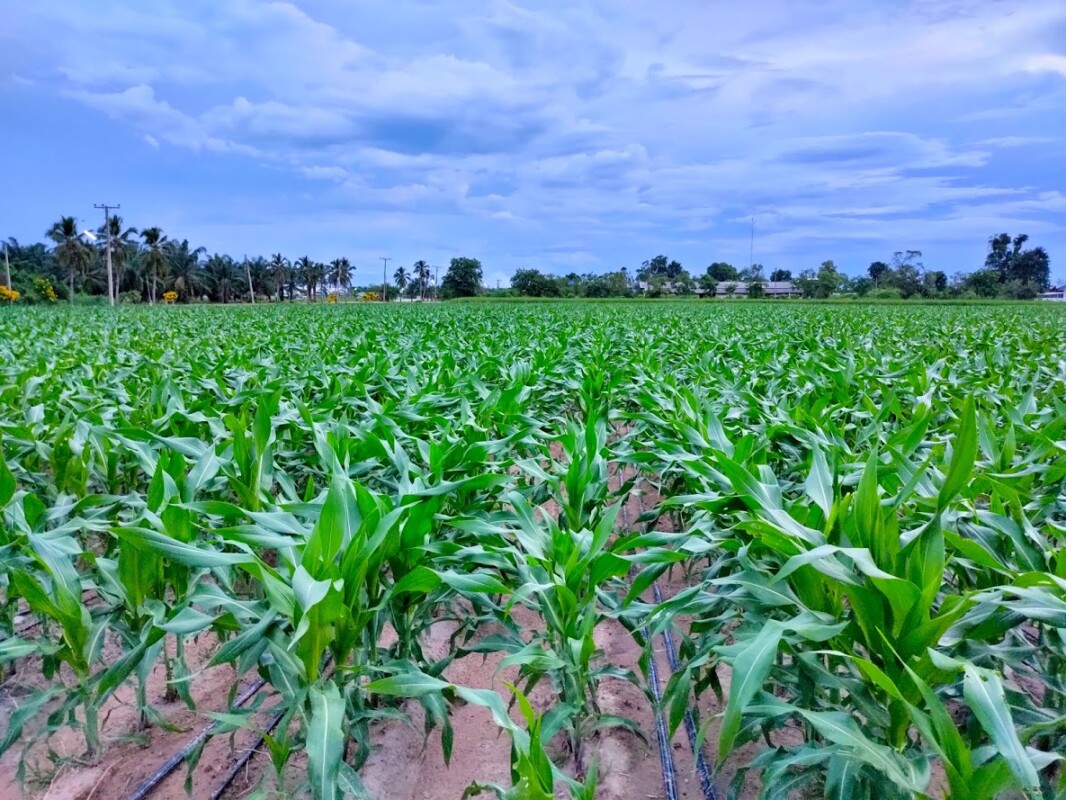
33, 278, 57, 302
361, 291, 378, 302
162, 291, 178, 304
326, 292, 339, 304
0, 285, 20, 303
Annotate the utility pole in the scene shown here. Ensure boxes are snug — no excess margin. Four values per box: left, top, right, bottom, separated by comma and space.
380, 257, 390, 302
3, 241, 9, 289
243, 256, 255, 304
434, 265, 440, 300
94, 203, 120, 306
750, 216, 755, 273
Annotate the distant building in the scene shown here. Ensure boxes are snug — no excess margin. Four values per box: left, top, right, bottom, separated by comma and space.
1039, 285, 1066, 301
715, 281, 802, 298
636, 279, 801, 298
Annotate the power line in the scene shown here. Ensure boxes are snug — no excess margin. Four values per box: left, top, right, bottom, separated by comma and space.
94, 203, 120, 306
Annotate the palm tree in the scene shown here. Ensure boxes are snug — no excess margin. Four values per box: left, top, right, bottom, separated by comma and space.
394, 266, 410, 295
413, 260, 431, 300
46, 216, 93, 304
204, 254, 238, 303
313, 261, 328, 299
168, 240, 206, 301
140, 227, 170, 304
270, 253, 289, 302
329, 258, 353, 295
296, 256, 316, 300
97, 215, 137, 303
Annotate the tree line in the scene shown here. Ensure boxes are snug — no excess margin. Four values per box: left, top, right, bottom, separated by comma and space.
505, 235, 1054, 299
1, 216, 1054, 304
2, 215, 467, 304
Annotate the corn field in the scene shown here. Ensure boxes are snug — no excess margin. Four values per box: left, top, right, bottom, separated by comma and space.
0, 301, 1064, 800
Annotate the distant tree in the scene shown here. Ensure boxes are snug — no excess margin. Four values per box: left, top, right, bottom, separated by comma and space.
796, 268, 818, 298
673, 270, 694, 295
851, 276, 874, 296
748, 275, 765, 298
441, 257, 483, 299
393, 265, 409, 294
330, 258, 353, 294
740, 264, 764, 281
706, 262, 739, 282
296, 256, 317, 300
204, 254, 238, 303
769, 269, 792, 282
169, 239, 206, 301
868, 261, 891, 286
46, 216, 93, 304
962, 268, 1001, 298
1015, 248, 1050, 289
986, 233, 1050, 290
140, 227, 170, 305
816, 260, 845, 298
924, 270, 948, 295
413, 260, 431, 300
512, 268, 560, 297
724, 282, 737, 297
1000, 279, 1040, 300
638, 255, 666, 280
270, 254, 289, 301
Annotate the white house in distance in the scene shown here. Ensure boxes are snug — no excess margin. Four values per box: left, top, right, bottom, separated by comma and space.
714, 281, 803, 298
636, 280, 802, 297
1039, 285, 1066, 301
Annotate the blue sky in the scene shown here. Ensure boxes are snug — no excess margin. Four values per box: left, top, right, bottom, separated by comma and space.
2, 1, 1065, 287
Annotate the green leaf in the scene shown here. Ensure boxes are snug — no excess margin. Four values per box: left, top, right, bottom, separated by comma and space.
962, 665, 1039, 790
0, 438, 16, 507
793, 709, 926, 792
939, 397, 977, 509
113, 526, 253, 567
805, 447, 834, 519
717, 621, 783, 764
303, 474, 359, 573
365, 671, 451, 697
307, 683, 344, 800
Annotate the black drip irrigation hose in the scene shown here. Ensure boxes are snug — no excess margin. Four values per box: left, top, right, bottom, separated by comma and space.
627, 466, 717, 800
208, 653, 335, 800
653, 581, 717, 800
644, 621, 681, 800
208, 706, 285, 800
126, 678, 266, 800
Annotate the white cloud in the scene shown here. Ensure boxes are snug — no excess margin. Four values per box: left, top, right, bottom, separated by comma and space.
143, 134, 159, 148
1025, 54, 1066, 77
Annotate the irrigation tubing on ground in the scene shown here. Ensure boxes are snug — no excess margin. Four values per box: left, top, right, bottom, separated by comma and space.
630, 468, 717, 800
619, 466, 679, 800
125, 678, 266, 800
206, 652, 335, 799
207, 706, 285, 800
653, 580, 717, 800
644, 621, 681, 800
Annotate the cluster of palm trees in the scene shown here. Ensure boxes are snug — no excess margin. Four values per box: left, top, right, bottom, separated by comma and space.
15, 216, 440, 305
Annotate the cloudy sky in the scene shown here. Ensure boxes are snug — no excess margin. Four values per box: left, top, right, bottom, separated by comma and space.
2, 1, 1065, 286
